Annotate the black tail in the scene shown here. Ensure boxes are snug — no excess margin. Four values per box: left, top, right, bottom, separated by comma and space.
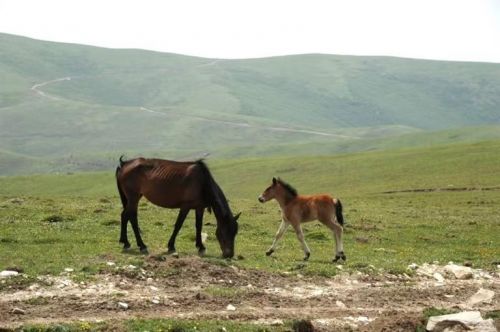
115, 160, 127, 209
335, 199, 344, 225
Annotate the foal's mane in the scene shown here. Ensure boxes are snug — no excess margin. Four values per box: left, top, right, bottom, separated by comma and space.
276, 178, 298, 197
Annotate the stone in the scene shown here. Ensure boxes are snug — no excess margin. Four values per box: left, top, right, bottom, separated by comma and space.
433, 272, 445, 283
336, 300, 347, 309
11, 307, 26, 315
407, 263, 418, 270
226, 304, 236, 311
0, 270, 19, 278
64, 268, 74, 272
444, 263, 473, 279
467, 288, 495, 307
426, 311, 496, 332
106, 262, 116, 266
118, 302, 129, 310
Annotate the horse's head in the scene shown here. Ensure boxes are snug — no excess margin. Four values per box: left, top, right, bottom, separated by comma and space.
258, 177, 280, 203
216, 212, 240, 258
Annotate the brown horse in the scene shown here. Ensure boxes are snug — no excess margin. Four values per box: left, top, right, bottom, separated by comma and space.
115, 157, 240, 258
258, 177, 346, 262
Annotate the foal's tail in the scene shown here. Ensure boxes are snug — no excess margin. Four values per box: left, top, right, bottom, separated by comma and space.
115, 157, 128, 209
335, 199, 344, 226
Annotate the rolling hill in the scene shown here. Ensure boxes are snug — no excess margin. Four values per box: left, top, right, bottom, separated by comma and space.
1, 33, 500, 175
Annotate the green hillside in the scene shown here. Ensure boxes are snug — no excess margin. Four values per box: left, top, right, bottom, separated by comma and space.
1, 33, 500, 175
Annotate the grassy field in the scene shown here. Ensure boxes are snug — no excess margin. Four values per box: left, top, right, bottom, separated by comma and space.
1, 140, 499, 279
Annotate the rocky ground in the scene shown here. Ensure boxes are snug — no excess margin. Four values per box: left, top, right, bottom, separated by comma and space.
1, 257, 499, 331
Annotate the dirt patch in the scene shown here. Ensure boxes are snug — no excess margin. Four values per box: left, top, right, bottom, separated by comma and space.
382, 186, 500, 194
1, 257, 498, 331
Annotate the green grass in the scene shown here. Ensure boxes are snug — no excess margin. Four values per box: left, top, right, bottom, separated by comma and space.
21, 319, 288, 332
1, 33, 500, 175
0, 141, 499, 277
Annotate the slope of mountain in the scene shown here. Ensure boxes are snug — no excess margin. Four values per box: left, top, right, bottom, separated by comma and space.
1, 33, 499, 174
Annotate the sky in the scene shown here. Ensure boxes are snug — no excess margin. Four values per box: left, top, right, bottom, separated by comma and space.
0, 0, 499, 62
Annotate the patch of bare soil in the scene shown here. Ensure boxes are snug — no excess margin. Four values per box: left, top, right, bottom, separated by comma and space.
1, 257, 498, 331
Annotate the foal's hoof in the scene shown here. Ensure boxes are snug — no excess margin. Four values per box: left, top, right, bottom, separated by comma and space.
140, 247, 149, 255
303, 252, 311, 261
265, 249, 274, 256
122, 243, 131, 251
198, 248, 206, 257
333, 252, 347, 263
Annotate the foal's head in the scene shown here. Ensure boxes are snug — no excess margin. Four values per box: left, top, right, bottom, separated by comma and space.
258, 177, 297, 203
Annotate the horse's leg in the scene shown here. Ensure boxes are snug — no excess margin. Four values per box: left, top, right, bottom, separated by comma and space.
167, 208, 189, 255
119, 210, 131, 250
127, 195, 148, 254
266, 219, 289, 256
291, 222, 311, 261
195, 208, 206, 256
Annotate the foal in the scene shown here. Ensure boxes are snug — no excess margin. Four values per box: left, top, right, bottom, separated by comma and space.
258, 177, 346, 262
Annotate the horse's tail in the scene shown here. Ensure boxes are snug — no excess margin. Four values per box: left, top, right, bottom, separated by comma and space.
335, 198, 344, 226
115, 158, 127, 209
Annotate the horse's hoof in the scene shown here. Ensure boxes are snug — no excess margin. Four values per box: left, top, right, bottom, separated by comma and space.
303, 252, 310, 261
122, 244, 131, 250
198, 249, 206, 257
265, 249, 274, 256
140, 247, 149, 255
166, 249, 179, 258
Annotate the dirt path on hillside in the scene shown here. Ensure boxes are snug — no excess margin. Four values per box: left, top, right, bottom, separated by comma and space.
31, 77, 72, 100
1, 257, 498, 331
140, 106, 359, 139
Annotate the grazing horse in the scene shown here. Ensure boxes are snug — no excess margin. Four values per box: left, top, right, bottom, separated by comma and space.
258, 177, 346, 262
115, 157, 240, 258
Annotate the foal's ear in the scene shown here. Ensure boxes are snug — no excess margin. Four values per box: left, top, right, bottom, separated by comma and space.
272, 177, 277, 185
234, 212, 241, 222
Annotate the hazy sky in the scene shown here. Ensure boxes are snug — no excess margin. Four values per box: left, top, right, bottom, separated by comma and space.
1, 0, 499, 62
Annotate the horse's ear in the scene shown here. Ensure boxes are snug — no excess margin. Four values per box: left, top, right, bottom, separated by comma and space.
234, 212, 241, 222
272, 177, 277, 185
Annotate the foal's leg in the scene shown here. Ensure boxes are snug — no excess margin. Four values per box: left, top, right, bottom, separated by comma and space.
323, 218, 346, 262
195, 208, 206, 256
167, 208, 189, 255
266, 219, 289, 256
291, 222, 311, 261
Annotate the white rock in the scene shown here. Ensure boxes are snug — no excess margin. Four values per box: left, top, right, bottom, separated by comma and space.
427, 311, 496, 332
64, 268, 74, 272
146, 277, 153, 284
12, 307, 26, 315
467, 288, 495, 307
226, 304, 236, 311
149, 286, 159, 291
126, 265, 136, 270
0, 270, 19, 278
444, 263, 473, 279
408, 263, 418, 270
106, 262, 116, 266
151, 296, 160, 304
433, 272, 445, 283
118, 302, 128, 310
336, 300, 347, 309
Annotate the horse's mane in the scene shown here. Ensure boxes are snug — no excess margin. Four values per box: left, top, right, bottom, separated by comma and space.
277, 178, 298, 197
196, 160, 233, 221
